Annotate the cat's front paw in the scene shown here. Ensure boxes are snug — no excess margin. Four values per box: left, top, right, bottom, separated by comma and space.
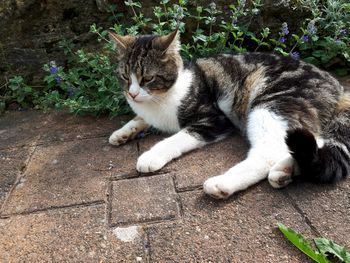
137, 151, 167, 173
109, 128, 137, 146
203, 175, 233, 199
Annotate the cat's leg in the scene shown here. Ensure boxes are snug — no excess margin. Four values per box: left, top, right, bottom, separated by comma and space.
109, 116, 149, 146
137, 113, 234, 173
203, 108, 290, 199
137, 130, 207, 173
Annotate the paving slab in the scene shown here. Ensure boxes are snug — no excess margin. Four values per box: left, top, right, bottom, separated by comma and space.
109, 174, 180, 226
2, 138, 138, 215
147, 183, 313, 262
287, 181, 350, 248
170, 136, 248, 191
38, 111, 131, 144
0, 205, 146, 262
0, 147, 31, 207
0, 110, 47, 149
138, 134, 248, 191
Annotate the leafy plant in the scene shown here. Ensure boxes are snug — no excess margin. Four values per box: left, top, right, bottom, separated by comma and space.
1, 76, 44, 110
41, 49, 130, 116
2, 0, 349, 114
278, 223, 350, 263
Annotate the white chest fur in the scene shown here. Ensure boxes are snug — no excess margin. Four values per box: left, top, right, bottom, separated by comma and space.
127, 69, 193, 133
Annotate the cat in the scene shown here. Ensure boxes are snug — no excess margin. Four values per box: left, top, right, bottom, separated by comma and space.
107, 29, 350, 199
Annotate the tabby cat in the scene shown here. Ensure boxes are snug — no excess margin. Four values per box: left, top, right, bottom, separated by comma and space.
108, 30, 350, 199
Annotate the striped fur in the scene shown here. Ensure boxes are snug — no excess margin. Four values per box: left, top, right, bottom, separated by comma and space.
109, 31, 350, 198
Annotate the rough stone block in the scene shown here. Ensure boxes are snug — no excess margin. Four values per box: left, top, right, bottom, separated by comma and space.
109, 174, 180, 226
170, 135, 248, 191
0, 111, 47, 149
0, 147, 30, 208
0, 205, 146, 262
38, 111, 131, 143
2, 137, 138, 215
147, 184, 313, 262
287, 182, 350, 248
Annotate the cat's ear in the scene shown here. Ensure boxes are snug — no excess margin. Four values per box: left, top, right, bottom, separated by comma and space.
154, 29, 180, 54
109, 32, 135, 52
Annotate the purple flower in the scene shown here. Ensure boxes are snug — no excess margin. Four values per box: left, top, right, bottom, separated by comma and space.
301, 35, 309, 43
307, 20, 317, 34
55, 76, 62, 84
339, 29, 347, 36
281, 22, 289, 36
290, 51, 300, 60
49, 66, 58, 74
279, 37, 286, 43
49, 61, 58, 74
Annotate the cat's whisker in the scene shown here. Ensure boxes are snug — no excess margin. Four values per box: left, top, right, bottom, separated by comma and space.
150, 96, 164, 105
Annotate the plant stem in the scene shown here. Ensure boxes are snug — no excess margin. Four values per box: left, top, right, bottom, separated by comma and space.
289, 40, 299, 54
254, 37, 265, 52
0, 81, 9, 90
163, 2, 168, 20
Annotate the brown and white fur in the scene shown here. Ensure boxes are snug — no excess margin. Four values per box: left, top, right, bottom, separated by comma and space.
108, 30, 350, 199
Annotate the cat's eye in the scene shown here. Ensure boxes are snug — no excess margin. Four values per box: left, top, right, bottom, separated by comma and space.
120, 74, 129, 81
142, 76, 155, 84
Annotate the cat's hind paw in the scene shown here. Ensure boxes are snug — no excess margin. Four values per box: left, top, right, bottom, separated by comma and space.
137, 151, 167, 173
268, 155, 294, 188
203, 176, 233, 199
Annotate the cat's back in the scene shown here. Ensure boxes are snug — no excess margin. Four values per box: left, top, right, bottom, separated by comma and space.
188, 52, 344, 131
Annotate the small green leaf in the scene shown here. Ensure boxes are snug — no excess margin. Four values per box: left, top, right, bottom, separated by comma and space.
292, 34, 300, 42
24, 86, 32, 93
315, 238, 350, 263
278, 223, 329, 263
303, 57, 320, 66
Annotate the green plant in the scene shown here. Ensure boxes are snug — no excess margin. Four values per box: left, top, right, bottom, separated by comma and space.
41, 48, 130, 116
278, 223, 350, 262
288, 0, 350, 74
1, 76, 45, 110
2, 0, 349, 115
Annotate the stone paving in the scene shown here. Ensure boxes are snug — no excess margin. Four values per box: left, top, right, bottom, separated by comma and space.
0, 77, 349, 262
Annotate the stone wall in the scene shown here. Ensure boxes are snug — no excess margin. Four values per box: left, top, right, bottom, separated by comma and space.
0, 0, 307, 85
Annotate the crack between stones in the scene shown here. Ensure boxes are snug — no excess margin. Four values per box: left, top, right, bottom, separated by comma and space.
106, 181, 113, 227
0, 200, 105, 219
143, 229, 151, 263
0, 140, 38, 216
171, 175, 184, 220
176, 185, 203, 193
108, 216, 181, 229
283, 191, 321, 236
0, 133, 111, 151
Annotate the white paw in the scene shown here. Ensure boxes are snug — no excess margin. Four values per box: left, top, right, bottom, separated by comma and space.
268, 170, 293, 188
137, 151, 168, 173
203, 175, 233, 199
109, 128, 137, 146
268, 160, 293, 189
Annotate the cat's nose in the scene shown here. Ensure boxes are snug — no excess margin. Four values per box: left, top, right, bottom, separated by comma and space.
128, 91, 139, 99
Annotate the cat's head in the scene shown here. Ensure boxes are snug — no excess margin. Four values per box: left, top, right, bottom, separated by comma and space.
109, 30, 183, 103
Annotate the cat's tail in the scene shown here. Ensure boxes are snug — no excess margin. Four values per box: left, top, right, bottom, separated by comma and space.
286, 93, 350, 183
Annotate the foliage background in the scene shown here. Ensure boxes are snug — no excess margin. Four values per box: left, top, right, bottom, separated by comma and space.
1, 0, 349, 116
